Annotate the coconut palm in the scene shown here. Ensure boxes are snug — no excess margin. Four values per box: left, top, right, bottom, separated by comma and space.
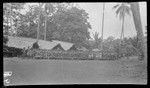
113, 3, 131, 40
101, 3, 105, 56
113, 2, 146, 61
130, 2, 147, 62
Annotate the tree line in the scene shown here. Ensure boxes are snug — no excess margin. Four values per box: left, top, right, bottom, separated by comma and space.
3, 3, 91, 44
3, 2, 147, 62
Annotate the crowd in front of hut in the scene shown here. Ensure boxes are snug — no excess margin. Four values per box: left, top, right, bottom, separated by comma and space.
4, 36, 118, 60
24, 41, 118, 60
24, 41, 97, 60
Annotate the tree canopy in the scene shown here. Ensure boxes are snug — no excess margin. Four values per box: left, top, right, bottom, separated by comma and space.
3, 3, 91, 44
3, 3, 25, 35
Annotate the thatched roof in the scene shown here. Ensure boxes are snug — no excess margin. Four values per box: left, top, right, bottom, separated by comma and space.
7, 36, 73, 50
51, 43, 64, 51
68, 45, 78, 51
52, 40, 73, 50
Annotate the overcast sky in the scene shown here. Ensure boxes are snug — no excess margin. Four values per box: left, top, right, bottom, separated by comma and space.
76, 2, 147, 39
23, 2, 147, 39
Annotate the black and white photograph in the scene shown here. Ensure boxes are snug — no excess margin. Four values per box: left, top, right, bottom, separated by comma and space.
3, 2, 147, 86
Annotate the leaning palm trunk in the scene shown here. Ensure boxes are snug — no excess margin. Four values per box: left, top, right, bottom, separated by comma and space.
130, 3, 147, 62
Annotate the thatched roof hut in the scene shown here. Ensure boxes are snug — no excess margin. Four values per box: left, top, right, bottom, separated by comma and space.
51, 43, 64, 51
68, 45, 78, 51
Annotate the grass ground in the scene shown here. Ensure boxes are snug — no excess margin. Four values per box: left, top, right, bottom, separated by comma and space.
3, 57, 147, 85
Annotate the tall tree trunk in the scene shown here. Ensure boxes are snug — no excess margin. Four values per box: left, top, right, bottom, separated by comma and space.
37, 3, 44, 41
6, 7, 9, 35
101, 3, 105, 57
37, 4, 42, 41
10, 4, 12, 36
130, 2, 147, 62
120, 17, 125, 57
16, 20, 19, 36
44, 16, 47, 40
120, 17, 125, 40
37, 13, 40, 41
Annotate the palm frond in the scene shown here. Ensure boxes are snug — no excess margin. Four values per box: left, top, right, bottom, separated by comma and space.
119, 11, 125, 20
93, 32, 100, 41
112, 4, 120, 9
124, 6, 131, 16
116, 6, 123, 15
115, 4, 131, 20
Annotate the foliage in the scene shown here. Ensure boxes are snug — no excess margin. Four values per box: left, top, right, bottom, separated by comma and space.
51, 5, 91, 43
95, 36, 142, 58
113, 3, 131, 39
113, 3, 131, 20
92, 32, 102, 49
25, 36, 141, 60
130, 3, 146, 61
3, 3, 25, 36
112, 3, 145, 60
14, 3, 91, 44
3, 45, 23, 57
27, 49, 90, 60
103, 36, 115, 52
26, 49, 117, 60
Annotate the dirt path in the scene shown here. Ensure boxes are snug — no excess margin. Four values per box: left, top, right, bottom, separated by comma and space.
3, 57, 147, 85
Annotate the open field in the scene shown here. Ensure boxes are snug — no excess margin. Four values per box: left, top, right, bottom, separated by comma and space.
3, 57, 147, 85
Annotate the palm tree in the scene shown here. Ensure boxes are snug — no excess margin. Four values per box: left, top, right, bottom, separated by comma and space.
101, 3, 105, 57
130, 2, 147, 62
113, 2, 146, 61
113, 3, 131, 58
113, 3, 131, 41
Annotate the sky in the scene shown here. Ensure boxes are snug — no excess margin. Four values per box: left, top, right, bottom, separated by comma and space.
76, 2, 147, 39
22, 2, 147, 39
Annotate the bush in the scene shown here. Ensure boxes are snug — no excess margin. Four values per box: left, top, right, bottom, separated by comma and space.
26, 49, 90, 60
3, 46, 23, 57
25, 49, 118, 60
